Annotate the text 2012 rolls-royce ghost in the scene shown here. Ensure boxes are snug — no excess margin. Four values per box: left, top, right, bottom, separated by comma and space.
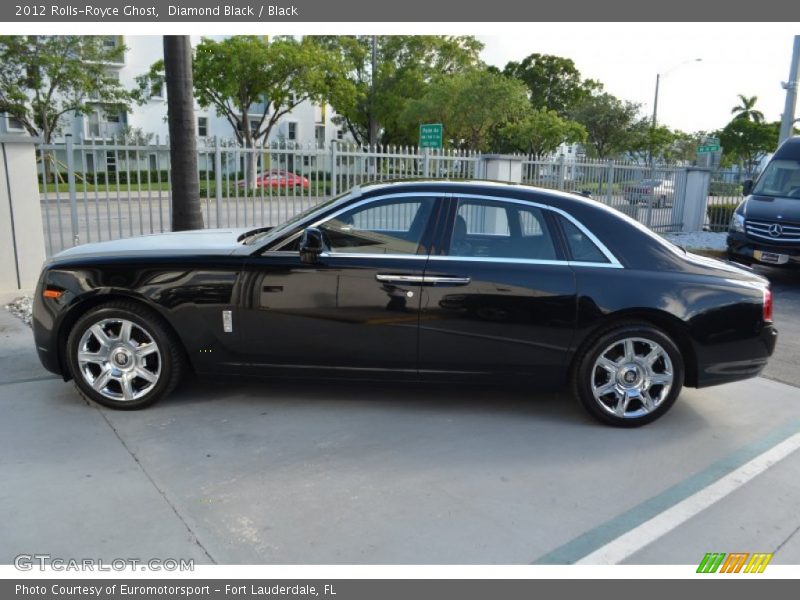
32, 180, 778, 426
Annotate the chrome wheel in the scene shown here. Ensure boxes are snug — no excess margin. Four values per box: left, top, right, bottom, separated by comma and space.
590, 336, 673, 419
76, 318, 161, 402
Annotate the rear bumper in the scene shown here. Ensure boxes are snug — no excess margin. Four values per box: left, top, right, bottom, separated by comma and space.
695, 323, 778, 388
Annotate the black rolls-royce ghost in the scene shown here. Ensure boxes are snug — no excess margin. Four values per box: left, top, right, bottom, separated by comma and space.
32, 180, 777, 426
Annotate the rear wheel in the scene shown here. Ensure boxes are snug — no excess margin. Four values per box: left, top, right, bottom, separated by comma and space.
66, 301, 184, 409
572, 323, 684, 427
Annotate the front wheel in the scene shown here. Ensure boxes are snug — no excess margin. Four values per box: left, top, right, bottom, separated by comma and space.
572, 323, 684, 427
66, 301, 184, 409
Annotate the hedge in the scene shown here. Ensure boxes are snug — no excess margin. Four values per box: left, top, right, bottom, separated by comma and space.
706, 203, 738, 231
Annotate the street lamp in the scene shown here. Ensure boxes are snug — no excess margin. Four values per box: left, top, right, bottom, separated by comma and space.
651, 58, 703, 129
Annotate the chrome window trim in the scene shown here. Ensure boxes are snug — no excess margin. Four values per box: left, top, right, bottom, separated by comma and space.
262, 190, 624, 269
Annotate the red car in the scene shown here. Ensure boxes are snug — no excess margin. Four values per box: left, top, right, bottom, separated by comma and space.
238, 170, 310, 190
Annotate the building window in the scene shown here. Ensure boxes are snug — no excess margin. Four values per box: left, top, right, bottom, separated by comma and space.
105, 111, 121, 124
105, 151, 117, 173
337, 129, 344, 141
287, 122, 297, 141
103, 36, 121, 49
315, 124, 325, 148
5, 114, 25, 132
88, 112, 101, 137
198, 117, 208, 137
150, 81, 164, 99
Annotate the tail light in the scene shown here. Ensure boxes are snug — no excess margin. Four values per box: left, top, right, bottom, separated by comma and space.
763, 287, 773, 323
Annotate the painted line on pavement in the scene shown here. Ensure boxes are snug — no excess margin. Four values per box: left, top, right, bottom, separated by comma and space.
534, 417, 800, 564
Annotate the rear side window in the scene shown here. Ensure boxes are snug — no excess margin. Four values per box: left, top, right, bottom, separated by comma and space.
449, 198, 557, 260
558, 216, 609, 263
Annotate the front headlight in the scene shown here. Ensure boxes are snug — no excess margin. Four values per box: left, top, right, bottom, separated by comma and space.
730, 212, 745, 233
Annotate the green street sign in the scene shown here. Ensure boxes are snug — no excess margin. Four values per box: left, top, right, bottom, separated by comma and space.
698, 144, 721, 153
419, 123, 443, 149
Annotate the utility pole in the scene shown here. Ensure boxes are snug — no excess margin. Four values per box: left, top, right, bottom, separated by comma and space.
779, 35, 800, 145
368, 35, 379, 146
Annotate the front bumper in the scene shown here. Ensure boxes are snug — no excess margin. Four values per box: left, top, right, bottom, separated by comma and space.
726, 231, 800, 267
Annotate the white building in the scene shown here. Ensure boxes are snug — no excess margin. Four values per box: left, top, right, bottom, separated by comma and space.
2, 35, 350, 151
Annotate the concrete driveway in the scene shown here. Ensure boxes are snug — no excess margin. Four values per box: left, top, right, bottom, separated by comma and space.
1, 295, 799, 565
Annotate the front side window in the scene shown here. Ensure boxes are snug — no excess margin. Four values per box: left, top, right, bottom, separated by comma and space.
319, 197, 435, 255
449, 198, 557, 261
753, 159, 800, 199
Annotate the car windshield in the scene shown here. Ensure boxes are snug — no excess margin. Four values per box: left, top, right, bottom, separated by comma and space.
752, 159, 800, 199
239, 191, 355, 246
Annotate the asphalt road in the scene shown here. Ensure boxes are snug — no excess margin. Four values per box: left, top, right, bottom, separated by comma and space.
755, 265, 800, 388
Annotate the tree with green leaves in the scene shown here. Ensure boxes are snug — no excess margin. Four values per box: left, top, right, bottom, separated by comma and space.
719, 118, 777, 176
0, 35, 130, 143
311, 35, 484, 146
731, 94, 765, 124
570, 93, 642, 158
400, 69, 530, 152
139, 36, 353, 186
627, 121, 679, 164
501, 53, 601, 117
497, 108, 587, 159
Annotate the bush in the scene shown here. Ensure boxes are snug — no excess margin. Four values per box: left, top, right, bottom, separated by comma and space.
707, 203, 738, 231
709, 181, 743, 197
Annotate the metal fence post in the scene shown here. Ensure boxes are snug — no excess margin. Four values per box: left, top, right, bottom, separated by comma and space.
64, 134, 79, 246
558, 154, 566, 191
330, 141, 338, 197
606, 160, 614, 206
214, 136, 222, 227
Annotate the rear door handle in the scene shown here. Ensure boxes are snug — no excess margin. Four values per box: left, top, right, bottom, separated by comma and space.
423, 276, 471, 285
376, 274, 471, 286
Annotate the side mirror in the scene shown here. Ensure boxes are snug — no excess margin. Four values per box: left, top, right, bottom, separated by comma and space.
742, 179, 754, 196
299, 227, 325, 264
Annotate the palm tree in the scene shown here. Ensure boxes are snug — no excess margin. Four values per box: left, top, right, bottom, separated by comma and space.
731, 94, 765, 124
163, 36, 204, 231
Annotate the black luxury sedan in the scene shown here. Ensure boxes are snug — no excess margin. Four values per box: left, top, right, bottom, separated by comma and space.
727, 136, 800, 267
32, 180, 777, 426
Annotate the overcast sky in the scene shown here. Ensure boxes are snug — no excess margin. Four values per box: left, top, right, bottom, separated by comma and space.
478, 24, 799, 133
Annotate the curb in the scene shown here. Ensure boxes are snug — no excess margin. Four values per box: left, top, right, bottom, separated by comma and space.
684, 248, 727, 259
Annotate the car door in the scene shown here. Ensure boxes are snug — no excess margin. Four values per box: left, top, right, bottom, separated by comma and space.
418, 194, 578, 381
238, 194, 442, 375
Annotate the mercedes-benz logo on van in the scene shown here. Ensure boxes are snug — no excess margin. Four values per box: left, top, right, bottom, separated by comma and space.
768, 224, 783, 237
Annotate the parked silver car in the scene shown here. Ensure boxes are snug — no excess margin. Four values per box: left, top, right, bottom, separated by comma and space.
623, 179, 675, 208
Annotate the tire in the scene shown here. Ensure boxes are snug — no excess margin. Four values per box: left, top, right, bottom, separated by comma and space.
572, 322, 684, 427
65, 301, 185, 409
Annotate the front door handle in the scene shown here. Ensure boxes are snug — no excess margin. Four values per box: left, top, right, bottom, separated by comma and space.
376, 274, 471, 286
423, 276, 471, 285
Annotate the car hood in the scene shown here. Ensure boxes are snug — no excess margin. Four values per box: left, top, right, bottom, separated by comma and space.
744, 195, 800, 222
49, 228, 250, 262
